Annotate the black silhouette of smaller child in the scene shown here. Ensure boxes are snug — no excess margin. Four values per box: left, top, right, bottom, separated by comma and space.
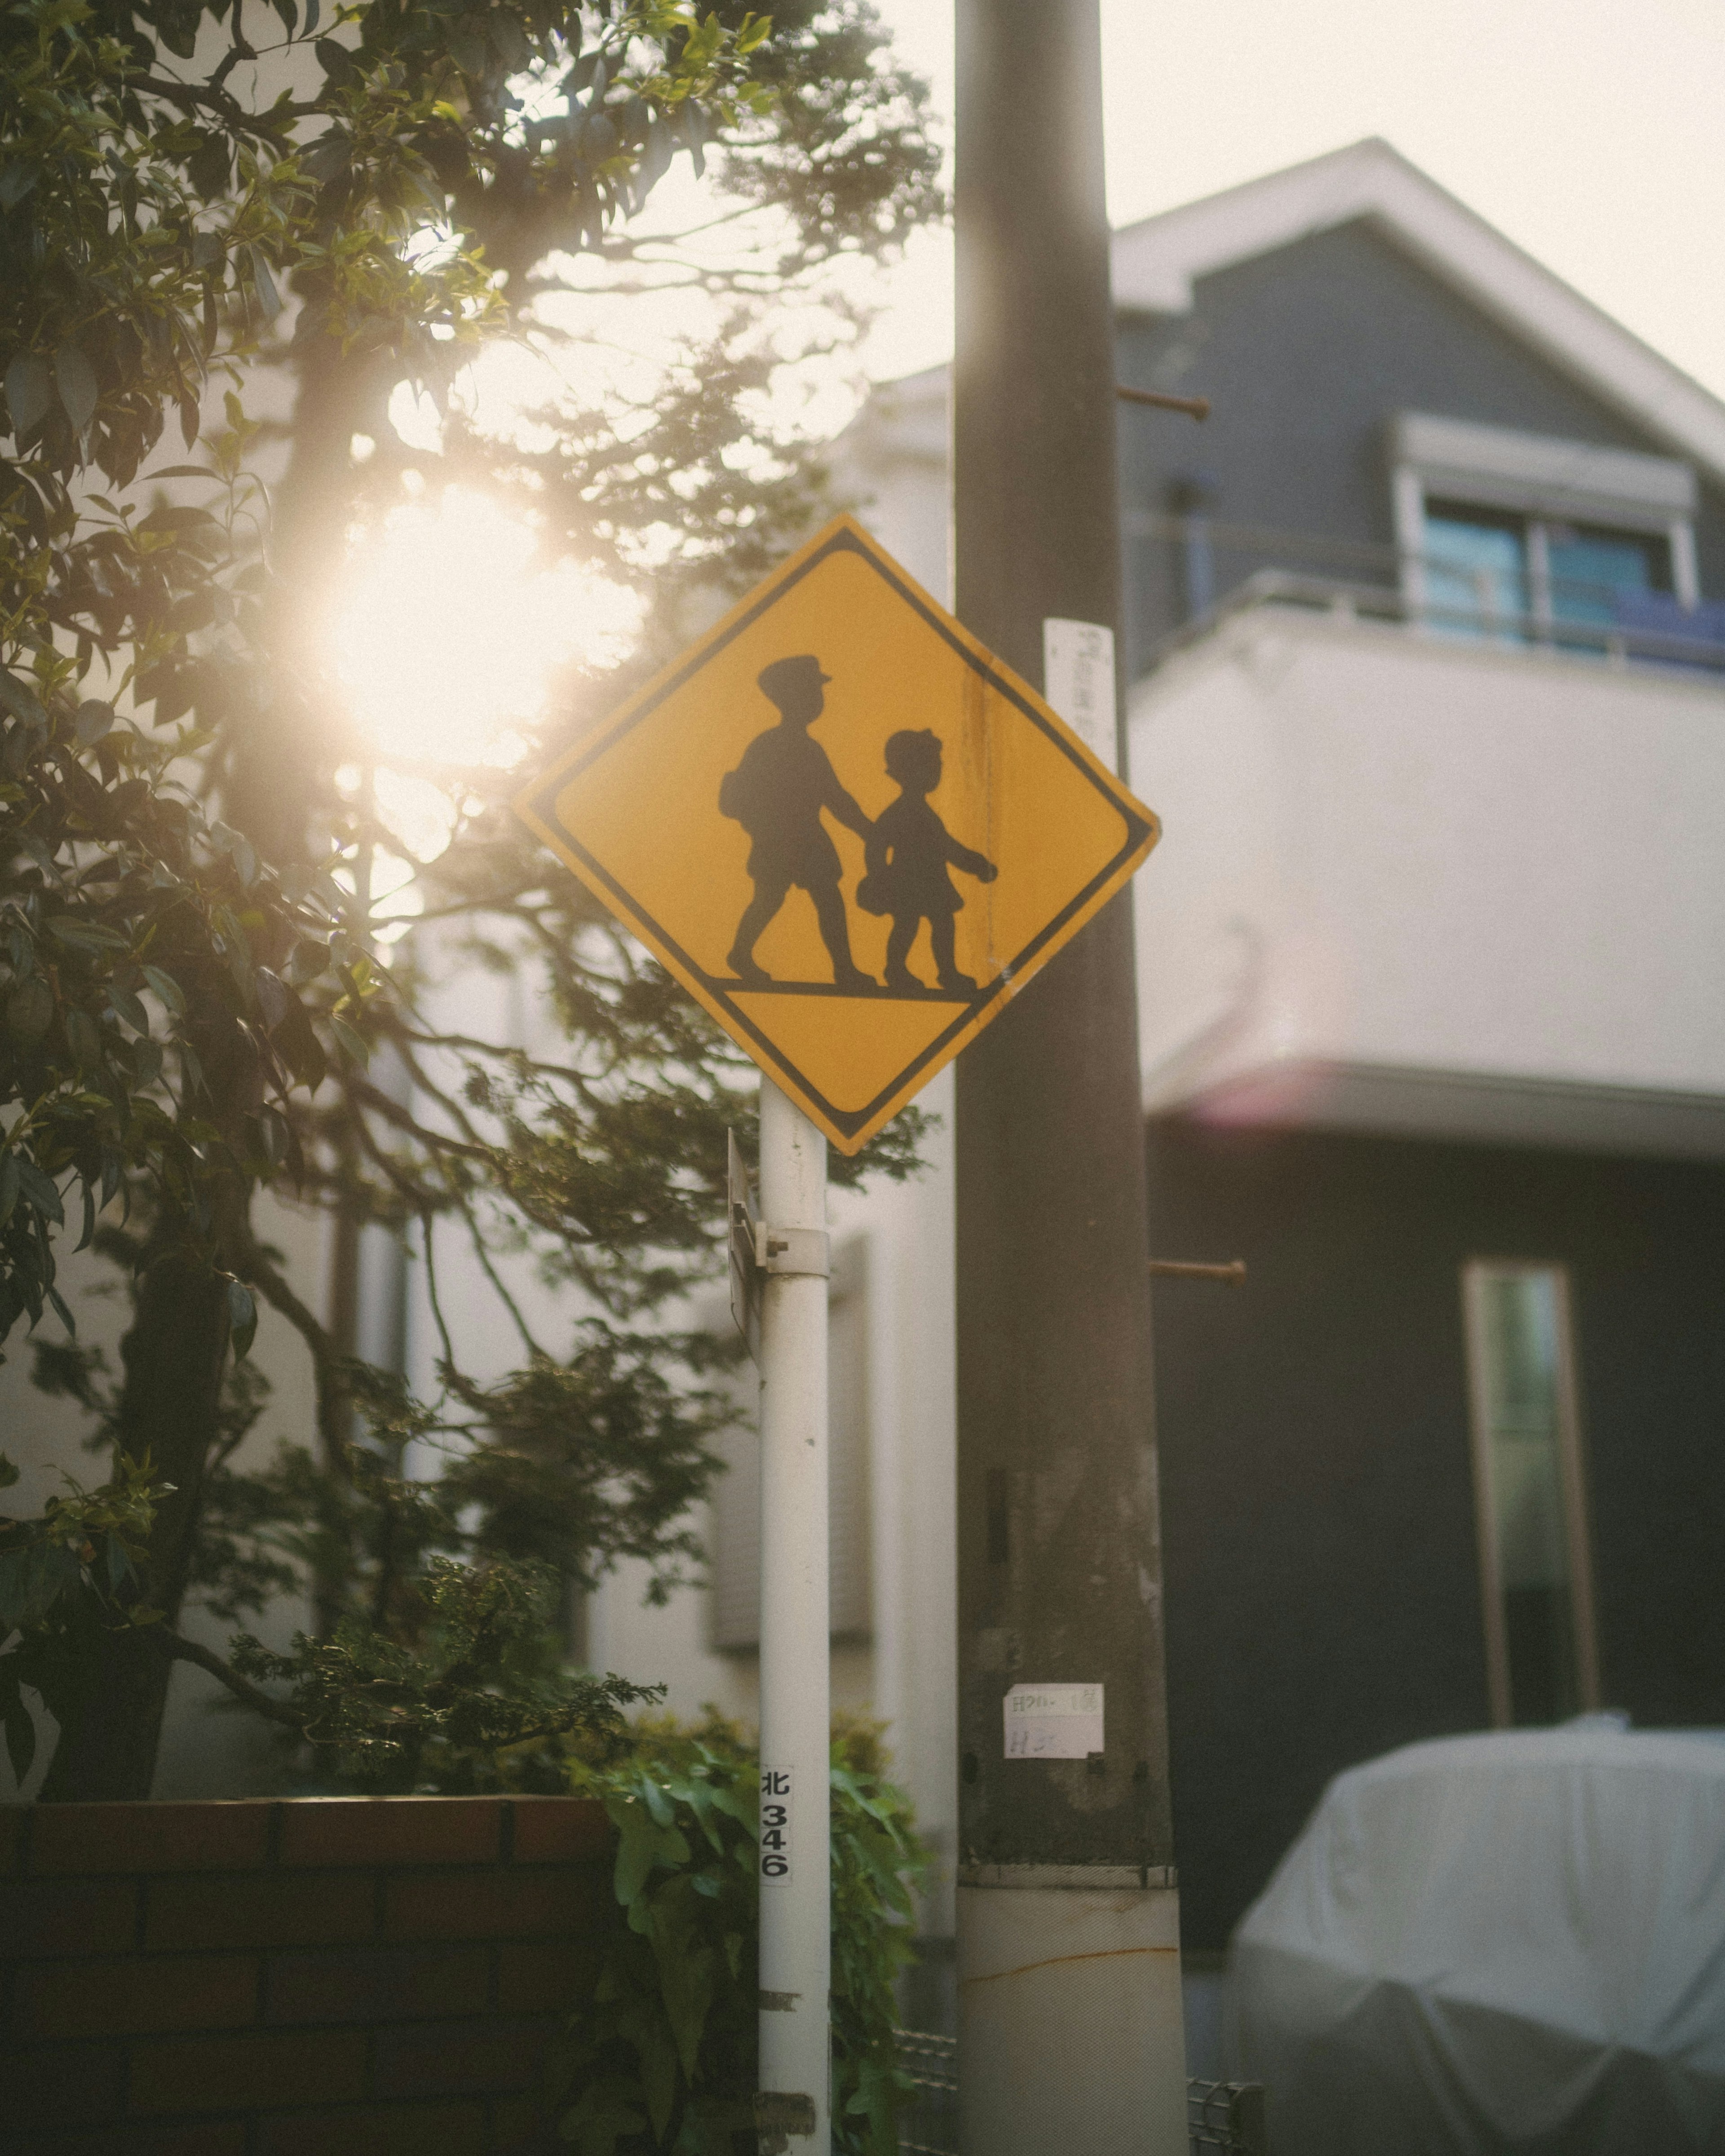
858, 729, 997, 994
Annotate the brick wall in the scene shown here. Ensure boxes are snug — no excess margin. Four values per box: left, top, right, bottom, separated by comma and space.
0, 1795, 615, 2156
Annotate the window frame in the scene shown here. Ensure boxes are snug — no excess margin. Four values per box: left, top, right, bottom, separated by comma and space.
1459, 1258, 1601, 1728
1390, 411, 1699, 636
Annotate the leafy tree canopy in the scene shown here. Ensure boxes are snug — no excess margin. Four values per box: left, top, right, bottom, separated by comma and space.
0, 0, 942, 1799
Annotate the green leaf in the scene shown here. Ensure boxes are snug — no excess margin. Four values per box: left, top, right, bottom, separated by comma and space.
254, 968, 289, 1029
107, 985, 149, 1034
142, 965, 186, 1018
187, 132, 231, 199
0, 163, 39, 210
301, 129, 350, 182
639, 2019, 680, 2145
54, 347, 99, 437
0, 672, 47, 729
329, 1016, 369, 1067
75, 698, 115, 745
227, 1277, 258, 1360
4, 354, 51, 440
16, 1158, 64, 1225
0, 1453, 18, 1490
269, 984, 327, 1091
2, 1672, 37, 1787
246, 245, 283, 321
283, 939, 329, 984
0, 1541, 80, 1631
65, 1007, 102, 1069
613, 1806, 662, 1907
647, 1885, 715, 2079
45, 919, 128, 953
5, 976, 53, 1045
105, 1534, 134, 1595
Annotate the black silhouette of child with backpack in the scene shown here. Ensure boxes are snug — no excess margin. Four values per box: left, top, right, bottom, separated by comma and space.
720, 654, 875, 991
857, 728, 997, 995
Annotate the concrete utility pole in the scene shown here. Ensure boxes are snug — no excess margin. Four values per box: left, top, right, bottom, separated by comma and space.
953, 4, 1188, 2152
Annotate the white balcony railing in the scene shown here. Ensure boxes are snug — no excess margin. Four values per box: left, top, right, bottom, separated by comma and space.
1133, 514, 1725, 677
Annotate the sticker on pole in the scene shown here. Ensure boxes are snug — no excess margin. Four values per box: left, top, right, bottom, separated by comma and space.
513, 515, 1161, 1154
760, 1766, 792, 1885
1004, 1683, 1105, 1759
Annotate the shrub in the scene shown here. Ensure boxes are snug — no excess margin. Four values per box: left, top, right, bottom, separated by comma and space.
551, 1711, 925, 2156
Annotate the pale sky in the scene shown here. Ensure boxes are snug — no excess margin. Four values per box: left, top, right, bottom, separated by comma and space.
860, 0, 1725, 405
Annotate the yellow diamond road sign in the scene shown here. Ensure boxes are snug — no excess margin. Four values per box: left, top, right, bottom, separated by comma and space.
513, 515, 1161, 1154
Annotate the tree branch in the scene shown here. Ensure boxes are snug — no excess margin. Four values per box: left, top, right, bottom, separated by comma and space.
157, 1630, 305, 1728
235, 1229, 353, 1474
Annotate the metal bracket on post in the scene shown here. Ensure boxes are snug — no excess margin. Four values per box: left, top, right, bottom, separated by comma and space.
727, 1129, 762, 1365
761, 1227, 830, 1279
730, 1132, 832, 1367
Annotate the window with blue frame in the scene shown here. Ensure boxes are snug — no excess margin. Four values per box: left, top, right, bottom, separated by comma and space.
1423, 501, 1533, 641
1422, 496, 1674, 646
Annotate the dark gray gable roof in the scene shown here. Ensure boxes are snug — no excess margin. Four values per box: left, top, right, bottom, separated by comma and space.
1110, 140, 1725, 486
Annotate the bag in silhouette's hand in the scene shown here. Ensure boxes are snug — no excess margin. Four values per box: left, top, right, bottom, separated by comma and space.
718, 763, 755, 824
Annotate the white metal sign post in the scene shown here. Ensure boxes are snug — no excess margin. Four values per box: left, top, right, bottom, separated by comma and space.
748, 1080, 832, 2155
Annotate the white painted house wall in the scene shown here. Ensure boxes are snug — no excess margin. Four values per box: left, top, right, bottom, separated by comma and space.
1128, 607, 1725, 1153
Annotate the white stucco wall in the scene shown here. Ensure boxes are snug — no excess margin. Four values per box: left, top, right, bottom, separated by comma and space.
828, 365, 950, 601
0, 1193, 326, 1800
1128, 609, 1725, 1141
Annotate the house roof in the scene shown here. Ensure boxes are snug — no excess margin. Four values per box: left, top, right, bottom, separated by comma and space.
1110, 139, 1725, 488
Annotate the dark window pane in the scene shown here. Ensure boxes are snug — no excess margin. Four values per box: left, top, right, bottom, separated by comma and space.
1423, 500, 1530, 641
1547, 522, 1672, 631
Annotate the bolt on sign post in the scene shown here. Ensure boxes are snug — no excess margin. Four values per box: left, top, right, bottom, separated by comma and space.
513, 512, 1162, 2156
953, 2, 1190, 2153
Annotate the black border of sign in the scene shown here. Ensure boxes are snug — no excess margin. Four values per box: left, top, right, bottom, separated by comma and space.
518, 525, 1155, 1141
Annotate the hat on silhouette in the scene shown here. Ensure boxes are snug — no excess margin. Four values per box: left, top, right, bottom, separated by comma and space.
758, 654, 832, 710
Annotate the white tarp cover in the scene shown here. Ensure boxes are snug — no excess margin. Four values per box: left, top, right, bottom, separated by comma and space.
1225, 1723, 1725, 2154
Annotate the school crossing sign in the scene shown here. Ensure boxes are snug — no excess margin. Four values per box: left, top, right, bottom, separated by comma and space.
513, 515, 1161, 1153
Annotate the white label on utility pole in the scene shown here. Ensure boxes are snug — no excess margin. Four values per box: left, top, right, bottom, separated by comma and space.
1004, 1683, 1105, 1759
1042, 620, 1118, 774
760, 1766, 792, 1884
